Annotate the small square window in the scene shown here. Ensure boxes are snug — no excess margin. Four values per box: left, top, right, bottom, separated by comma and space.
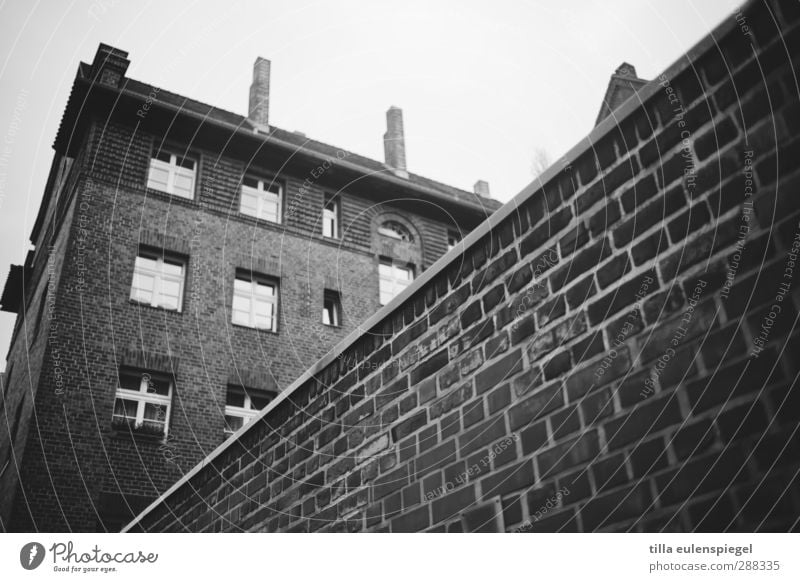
232, 273, 278, 331
323, 194, 339, 239
240, 176, 282, 224
147, 150, 196, 199
224, 385, 276, 435
323, 290, 341, 327
130, 251, 186, 312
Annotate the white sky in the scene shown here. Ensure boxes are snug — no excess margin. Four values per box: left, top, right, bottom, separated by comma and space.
0, 0, 741, 370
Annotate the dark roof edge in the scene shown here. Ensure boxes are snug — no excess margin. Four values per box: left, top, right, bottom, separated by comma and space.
56, 73, 501, 217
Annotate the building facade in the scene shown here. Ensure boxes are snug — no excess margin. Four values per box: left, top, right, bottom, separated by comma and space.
0, 44, 500, 532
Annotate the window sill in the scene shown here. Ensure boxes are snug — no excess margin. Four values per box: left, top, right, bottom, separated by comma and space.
230, 322, 279, 335
144, 187, 199, 207
108, 427, 168, 444
129, 299, 183, 314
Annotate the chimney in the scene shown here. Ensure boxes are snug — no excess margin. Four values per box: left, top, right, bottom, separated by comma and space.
89, 44, 130, 88
383, 106, 408, 178
474, 180, 491, 197
248, 57, 271, 128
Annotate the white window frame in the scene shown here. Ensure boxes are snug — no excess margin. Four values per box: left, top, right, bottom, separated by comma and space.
130, 252, 186, 312
323, 290, 340, 326
224, 386, 273, 435
240, 176, 283, 224
323, 194, 339, 238
231, 274, 278, 331
379, 259, 414, 306
112, 371, 173, 437
146, 150, 196, 199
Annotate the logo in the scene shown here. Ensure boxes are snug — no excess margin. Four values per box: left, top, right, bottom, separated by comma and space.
20, 542, 46, 570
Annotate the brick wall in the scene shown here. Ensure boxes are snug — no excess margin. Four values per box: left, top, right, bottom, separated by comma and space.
140, 0, 800, 531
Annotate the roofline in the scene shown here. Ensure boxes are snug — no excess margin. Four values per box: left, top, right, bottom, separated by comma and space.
60, 74, 501, 217
123, 0, 751, 532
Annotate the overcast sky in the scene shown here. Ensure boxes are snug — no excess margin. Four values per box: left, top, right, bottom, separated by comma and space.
0, 0, 742, 370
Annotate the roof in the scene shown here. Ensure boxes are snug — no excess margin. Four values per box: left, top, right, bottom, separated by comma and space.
65, 51, 501, 212
595, 62, 650, 126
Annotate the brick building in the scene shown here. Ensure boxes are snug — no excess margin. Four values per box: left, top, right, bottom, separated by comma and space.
0, 44, 500, 531
125, 0, 800, 533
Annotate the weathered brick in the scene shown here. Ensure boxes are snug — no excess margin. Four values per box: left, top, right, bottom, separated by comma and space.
613, 187, 686, 247
480, 460, 534, 499
549, 238, 612, 291
416, 440, 457, 479
458, 416, 508, 457
391, 410, 428, 442
536, 431, 600, 479
604, 393, 682, 450
431, 485, 476, 524
565, 346, 631, 401
475, 349, 523, 394
429, 283, 470, 325
508, 383, 564, 431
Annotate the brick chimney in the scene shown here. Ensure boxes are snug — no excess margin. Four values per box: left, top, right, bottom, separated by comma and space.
383, 106, 408, 178
474, 180, 491, 197
248, 57, 271, 128
89, 44, 130, 88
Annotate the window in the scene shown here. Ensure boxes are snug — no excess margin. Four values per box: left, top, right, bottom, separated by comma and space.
378, 220, 413, 242
447, 230, 462, 250
224, 385, 274, 435
379, 260, 414, 305
323, 290, 341, 326
323, 193, 339, 238
130, 252, 186, 312
112, 370, 172, 437
240, 176, 282, 223
146, 150, 196, 199
232, 274, 278, 331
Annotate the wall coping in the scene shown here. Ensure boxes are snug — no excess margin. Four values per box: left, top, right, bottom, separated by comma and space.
123, 0, 750, 532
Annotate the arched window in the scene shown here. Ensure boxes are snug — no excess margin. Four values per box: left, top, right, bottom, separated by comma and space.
377, 220, 413, 242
